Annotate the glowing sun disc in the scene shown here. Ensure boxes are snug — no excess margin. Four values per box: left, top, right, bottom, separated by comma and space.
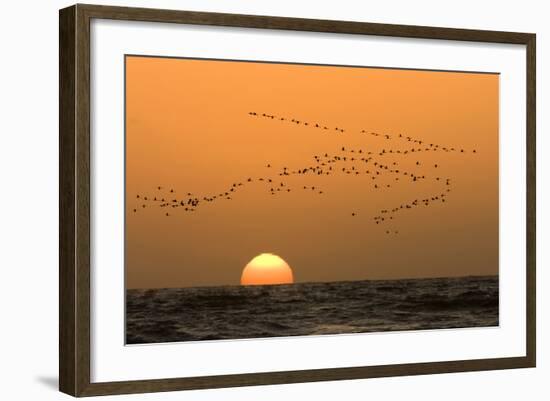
240, 253, 294, 285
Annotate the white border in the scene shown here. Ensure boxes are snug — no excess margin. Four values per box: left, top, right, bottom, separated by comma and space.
90, 19, 526, 382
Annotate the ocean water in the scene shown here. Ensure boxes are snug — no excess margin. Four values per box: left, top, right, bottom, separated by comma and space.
126, 275, 498, 344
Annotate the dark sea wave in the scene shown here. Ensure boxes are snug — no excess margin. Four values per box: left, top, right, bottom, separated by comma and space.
126, 276, 498, 344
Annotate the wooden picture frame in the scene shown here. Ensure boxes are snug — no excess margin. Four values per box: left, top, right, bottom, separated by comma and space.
59, 3, 536, 397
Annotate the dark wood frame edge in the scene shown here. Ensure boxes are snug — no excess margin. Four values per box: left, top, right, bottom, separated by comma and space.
59, 3, 536, 397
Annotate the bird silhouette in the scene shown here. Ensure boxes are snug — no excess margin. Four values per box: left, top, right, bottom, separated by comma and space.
133, 110, 475, 235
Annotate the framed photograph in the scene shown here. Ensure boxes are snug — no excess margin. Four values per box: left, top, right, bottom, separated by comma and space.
59, 4, 536, 397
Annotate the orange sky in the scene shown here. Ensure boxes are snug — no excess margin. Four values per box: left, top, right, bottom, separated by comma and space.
125, 55, 499, 289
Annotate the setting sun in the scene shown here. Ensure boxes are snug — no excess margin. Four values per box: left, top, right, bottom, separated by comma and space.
240, 253, 294, 286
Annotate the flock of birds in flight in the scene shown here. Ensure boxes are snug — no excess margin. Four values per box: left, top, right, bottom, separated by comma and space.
132, 111, 478, 234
